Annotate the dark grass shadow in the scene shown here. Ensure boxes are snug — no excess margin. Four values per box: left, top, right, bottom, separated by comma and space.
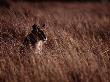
67, 71, 81, 82
0, 0, 10, 8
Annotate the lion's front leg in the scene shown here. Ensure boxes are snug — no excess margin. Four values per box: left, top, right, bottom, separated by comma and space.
35, 40, 44, 54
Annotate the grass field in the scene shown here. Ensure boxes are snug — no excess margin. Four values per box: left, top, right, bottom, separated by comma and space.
0, 2, 110, 82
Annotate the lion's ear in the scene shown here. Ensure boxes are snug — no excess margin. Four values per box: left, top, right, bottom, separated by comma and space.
32, 24, 37, 30
41, 24, 45, 27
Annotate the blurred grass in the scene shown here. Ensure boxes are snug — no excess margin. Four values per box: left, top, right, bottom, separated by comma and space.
0, 2, 110, 82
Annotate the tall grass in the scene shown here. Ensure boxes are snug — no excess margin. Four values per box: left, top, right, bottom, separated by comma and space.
0, 2, 110, 82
